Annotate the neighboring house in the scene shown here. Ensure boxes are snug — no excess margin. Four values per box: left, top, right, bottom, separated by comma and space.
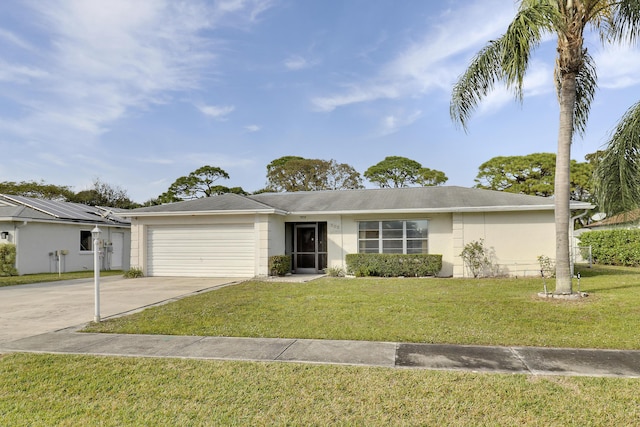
0, 194, 131, 275
581, 209, 640, 231
126, 186, 592, 278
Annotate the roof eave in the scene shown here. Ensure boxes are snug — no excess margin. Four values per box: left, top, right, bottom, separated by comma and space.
124, 208, 287, 217
285, 204, 594, 216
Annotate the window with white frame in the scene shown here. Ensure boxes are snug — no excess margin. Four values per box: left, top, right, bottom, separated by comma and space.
358, 220, 428, 254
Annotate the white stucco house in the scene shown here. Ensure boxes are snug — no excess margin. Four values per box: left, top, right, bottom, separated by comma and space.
0, 194, 131, 275
126, 186, 592, 278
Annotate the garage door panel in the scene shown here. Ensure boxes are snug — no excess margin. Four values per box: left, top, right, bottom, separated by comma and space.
147, 224, 255, 278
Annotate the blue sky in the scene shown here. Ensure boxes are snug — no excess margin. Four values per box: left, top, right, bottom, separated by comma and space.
1, 0, 639, 203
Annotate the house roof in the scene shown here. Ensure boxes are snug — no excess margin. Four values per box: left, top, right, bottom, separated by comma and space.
130, 193, 286, 215
0, 194, 130, 226
584, 208, 640, 228
127, 186, 593, 217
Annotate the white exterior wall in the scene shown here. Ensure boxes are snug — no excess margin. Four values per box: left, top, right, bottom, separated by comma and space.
452, 210, 555, 277
130, 209, 555, 279
0, 221, 130, 275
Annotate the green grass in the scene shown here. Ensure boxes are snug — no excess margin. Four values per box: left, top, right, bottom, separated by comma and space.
84, 264, 640, 349
1, 353, 638, 426
0, 270, 123, 287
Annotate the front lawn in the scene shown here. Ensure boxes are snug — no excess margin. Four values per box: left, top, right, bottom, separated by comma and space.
0, 270, 123, 287
84, 264, 640, 349
1, 353, 638, 426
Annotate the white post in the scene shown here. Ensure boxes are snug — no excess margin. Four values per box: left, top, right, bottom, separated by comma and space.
92, 225, 102, 322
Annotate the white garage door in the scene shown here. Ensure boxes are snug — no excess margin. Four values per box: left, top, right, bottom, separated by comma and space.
147, 224, 255, 277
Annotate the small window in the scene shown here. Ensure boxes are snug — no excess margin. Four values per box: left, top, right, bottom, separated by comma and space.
80, 230, 93, 251
358, 220, 428, 254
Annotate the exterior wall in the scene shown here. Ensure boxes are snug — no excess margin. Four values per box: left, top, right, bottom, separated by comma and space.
339, 213, 454, 276
452, 210, 555, 277
130, 209, 555, 279
0, 221, 130, 275
130, 214, 263, 277
266, 215, 286, 275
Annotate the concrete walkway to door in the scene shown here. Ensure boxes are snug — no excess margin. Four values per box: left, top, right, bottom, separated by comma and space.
0, 276, 238, 344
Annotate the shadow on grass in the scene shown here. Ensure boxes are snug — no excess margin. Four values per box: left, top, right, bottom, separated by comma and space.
574, 264, 640, 277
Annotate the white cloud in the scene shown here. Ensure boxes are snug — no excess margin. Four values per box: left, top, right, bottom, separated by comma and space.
0, 62, 48, 83
594, 44, 640, 89
311, 0, 518, 112
197, 104, 235, 119
284, 54, 318, 70
245, 124, 261, 132
477, 61, 553, 116
381, 110, 423, 135
0, 0, 271, 146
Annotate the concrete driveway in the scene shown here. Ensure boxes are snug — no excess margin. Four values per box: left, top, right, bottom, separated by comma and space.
0, 276, 237, 344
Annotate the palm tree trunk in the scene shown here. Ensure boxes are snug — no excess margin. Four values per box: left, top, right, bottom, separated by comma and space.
555, 74, 576, 294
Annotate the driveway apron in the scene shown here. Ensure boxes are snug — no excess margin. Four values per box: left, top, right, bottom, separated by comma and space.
0, 276, 237, 344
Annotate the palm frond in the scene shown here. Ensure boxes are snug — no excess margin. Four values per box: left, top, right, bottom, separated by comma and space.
501, 1, 558, 94
450, 1, 557, 129
573, 50, 598, 136
450, 40, 503, 129
594, 100, 640, 215
608, 0, 640, 44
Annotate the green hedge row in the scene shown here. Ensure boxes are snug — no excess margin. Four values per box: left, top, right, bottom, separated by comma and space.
579, 229, 640, 266
345, 253, 442, 277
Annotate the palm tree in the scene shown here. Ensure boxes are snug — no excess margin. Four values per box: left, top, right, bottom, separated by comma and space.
450, 0, 640, 294
594, 100, 640, 215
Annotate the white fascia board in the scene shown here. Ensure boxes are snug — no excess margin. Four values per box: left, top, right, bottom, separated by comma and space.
124, 208, 286, 218
286, 203, 594, 216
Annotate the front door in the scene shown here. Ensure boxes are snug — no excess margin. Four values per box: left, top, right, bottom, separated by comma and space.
293, 223, 327, 273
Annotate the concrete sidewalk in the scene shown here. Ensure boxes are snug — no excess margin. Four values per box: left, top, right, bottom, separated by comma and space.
2, 329, 639, 378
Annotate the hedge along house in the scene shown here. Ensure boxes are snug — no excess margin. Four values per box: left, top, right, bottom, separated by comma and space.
0, 194, 131, 275
126, 186, 592, 278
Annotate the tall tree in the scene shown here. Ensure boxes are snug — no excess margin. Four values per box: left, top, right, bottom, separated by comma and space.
265, 156, 363, 192
364, 156, 448, 188
450, 0, 640, 294
475, 152, 593, 200
593, 101, 640, 215
158, 166, 245, 203
70, 178, 139, 209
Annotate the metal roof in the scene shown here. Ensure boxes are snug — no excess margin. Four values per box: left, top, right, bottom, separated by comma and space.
0, 194, 130, 225
127, 186, 593, 216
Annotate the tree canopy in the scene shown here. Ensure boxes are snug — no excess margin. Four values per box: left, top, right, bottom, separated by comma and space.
0, 180, 75, 201
265, 156, 363, 192
449, 0, 640, 294
68, 178, 139, 209
158, 166, 246, 203
364, 156, 447, 188
0, 178, 138, 208
474, 152, 593, 201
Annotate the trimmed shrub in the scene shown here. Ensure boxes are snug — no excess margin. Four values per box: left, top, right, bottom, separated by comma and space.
579, 229, 640, 266
345, 253, 442, 277
123, 267, 144, 278
269, 255, 291, 276
0, 244, 18, 276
